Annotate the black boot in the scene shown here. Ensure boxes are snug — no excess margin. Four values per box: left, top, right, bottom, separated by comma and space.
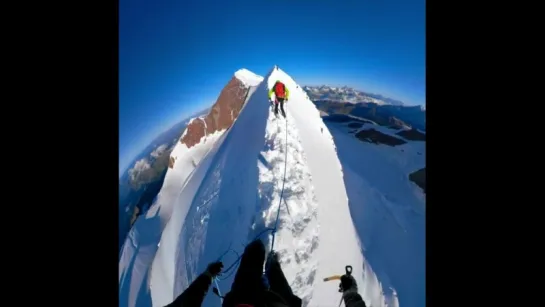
231, 240, 265, 294
265, 251, 300, 306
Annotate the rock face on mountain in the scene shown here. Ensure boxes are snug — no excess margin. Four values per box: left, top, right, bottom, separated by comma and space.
397, 128, 426, 141
355, 128, 407, 146
409, 168, 426, 193
181, 76, 251, 148
389, 116, 409, 129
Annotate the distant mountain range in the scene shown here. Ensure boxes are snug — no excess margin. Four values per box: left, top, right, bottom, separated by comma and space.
303, 86, 425, 131
303, 85, 407, 106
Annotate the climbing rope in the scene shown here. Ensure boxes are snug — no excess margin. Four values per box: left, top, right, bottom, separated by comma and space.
213, 112, 290, 302
267, 115, 289, 267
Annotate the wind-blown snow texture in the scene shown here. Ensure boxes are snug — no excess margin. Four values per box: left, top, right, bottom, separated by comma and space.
120, 67, 424, 307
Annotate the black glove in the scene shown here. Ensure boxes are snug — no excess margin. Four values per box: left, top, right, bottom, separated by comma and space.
206, 261, 223, 278
339, 274, 357, 292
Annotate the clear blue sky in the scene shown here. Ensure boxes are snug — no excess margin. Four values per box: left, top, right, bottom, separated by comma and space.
119, 0, 425, 174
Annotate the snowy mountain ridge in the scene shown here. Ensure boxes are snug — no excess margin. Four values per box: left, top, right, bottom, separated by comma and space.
303, 85, 405, 106
119, 68, 263, 307
120, 66, 424, 307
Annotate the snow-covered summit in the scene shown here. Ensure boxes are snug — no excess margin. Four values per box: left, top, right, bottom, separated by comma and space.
234, 68, 264, 87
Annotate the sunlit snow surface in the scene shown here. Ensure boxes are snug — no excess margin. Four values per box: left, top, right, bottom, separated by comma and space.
120, 67, 424, 307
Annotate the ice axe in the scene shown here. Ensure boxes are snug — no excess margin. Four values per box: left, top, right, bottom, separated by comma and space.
323, 266, 353, 307
323, 265, 352, 283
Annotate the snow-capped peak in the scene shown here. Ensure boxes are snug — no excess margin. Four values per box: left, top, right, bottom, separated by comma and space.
303, 85, 405, 106
266, 67, 305, 94
234, 68, 263, 87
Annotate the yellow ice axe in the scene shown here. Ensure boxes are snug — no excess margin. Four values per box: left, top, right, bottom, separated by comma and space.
323, 275, 342, 282
323, 265, 353, 282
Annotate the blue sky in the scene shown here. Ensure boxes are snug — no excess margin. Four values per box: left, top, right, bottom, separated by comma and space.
119, 0, 425, 174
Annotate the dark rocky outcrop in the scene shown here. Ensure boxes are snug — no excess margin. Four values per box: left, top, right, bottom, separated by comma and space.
388, 116, 407, 129
181, 76, 251, 148
348, 122, 363, 129
397, 128, 426, 141
355, 129, 407, 146
409, 168, 426, 192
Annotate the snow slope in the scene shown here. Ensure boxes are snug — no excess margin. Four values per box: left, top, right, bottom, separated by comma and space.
324, 119, 426, 307
148, 67, 393, 307
119, 130, 227, 307
269, 70, 393, 307
119, 70, 263, 307
150, 69, 273, 307
121, 66, 422, 307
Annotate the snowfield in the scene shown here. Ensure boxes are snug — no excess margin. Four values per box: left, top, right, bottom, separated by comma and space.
324, 120, 425, 307
119, 67, 424, 307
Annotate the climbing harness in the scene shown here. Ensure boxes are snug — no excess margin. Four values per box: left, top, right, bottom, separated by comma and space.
212, 112, 290, 302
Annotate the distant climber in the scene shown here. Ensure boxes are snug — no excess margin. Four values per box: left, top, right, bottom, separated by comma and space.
269, 80, 290, 118
163, 239, 302, 307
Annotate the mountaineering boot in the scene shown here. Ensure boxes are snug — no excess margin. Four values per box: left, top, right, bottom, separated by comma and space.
232, 239, 266, 289
221, 240, 268, 306
265, 251, 302, 307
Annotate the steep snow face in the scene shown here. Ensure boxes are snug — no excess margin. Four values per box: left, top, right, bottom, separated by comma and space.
324, 117, 425, 307
148, 67, 392, 307
150, 71, 272, 307
269, 69, 392, 307
157, 130, 227, 227
119, 130, 227, 307
119, 68, 264, 307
